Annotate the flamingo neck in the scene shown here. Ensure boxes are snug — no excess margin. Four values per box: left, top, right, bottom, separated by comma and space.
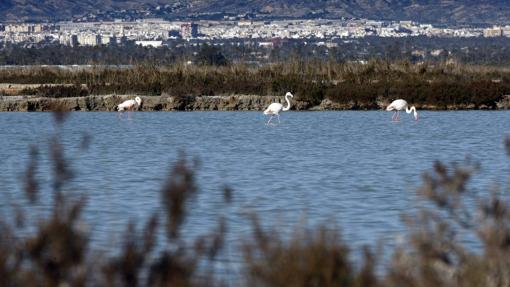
283, 95, 291, 111
406, 105, 418, 120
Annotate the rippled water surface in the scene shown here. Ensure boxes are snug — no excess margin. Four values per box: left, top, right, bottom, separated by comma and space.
1, 111, 510, 260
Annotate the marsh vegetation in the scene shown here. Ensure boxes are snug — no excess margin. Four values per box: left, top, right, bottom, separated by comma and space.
1, 60, 510, 109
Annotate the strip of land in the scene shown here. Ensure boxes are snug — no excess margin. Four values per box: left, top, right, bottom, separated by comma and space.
2, 61, 510, 111
1, 94, 510, 112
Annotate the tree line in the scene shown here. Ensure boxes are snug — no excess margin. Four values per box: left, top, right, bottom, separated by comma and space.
4, 36, 510, 65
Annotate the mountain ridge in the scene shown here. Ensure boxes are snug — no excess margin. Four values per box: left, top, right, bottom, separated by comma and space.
1, 0, 510, 25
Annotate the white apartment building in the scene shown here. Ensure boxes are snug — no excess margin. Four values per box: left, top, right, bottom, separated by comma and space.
77, 33, 101, 46
484, 26, 503, 37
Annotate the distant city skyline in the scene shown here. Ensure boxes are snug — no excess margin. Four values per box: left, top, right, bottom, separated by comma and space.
2, 19, 510, 48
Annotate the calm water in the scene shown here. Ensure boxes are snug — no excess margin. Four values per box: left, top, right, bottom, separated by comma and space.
1, 111, 510, 264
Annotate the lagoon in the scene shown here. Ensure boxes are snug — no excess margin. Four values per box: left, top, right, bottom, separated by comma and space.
1, 111, 509, 264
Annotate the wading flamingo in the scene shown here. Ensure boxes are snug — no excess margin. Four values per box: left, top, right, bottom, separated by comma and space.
263, 92, 293, 125
117, 96, 142, 118
386, 99, 418, 121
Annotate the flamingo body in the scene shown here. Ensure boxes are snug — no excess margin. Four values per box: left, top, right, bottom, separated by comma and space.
117, 96, 142, 112
263, 103, 284, 115
386, 99, 418, 121
263, 92, 293, 124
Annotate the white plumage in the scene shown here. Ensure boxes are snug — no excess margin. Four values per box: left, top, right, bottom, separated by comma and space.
117, 96, 142, 112
263, 92, 293, 124
386, 99, 418, 121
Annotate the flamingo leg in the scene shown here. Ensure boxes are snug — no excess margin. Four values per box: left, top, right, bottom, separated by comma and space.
277, 114, 280, 124
392, 111, 397, 122
267, 115, 273, 125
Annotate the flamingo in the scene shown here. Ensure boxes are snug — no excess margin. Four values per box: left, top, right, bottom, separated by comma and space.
263, 92, 293, 125
386, 99, 418, 121
117, 96, 142, 118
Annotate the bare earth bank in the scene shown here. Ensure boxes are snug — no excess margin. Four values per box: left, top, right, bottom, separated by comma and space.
1, 94, 510, 111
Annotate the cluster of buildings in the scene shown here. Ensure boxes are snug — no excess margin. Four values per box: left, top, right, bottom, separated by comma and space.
0, 19, 509, 48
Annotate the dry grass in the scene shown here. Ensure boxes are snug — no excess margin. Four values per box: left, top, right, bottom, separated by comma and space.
1, 61, 510, 108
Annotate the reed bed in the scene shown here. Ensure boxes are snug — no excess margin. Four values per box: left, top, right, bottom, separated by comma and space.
2, 60, 510, 108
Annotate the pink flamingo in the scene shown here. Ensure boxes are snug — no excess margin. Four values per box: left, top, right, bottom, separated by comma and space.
117, 96, 142, 118
263, 92, 293, 125
386, 99, 418, 122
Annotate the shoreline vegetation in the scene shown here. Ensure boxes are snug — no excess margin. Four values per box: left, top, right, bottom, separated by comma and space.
2, 60, 510, 111
2, 112, 510, 286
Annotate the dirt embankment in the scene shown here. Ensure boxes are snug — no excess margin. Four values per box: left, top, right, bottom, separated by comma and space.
0, 95, 312, 112
1, 94, 510, 112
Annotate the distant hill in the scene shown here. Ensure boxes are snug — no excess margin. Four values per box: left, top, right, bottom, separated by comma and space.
1, 0, 510, 25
